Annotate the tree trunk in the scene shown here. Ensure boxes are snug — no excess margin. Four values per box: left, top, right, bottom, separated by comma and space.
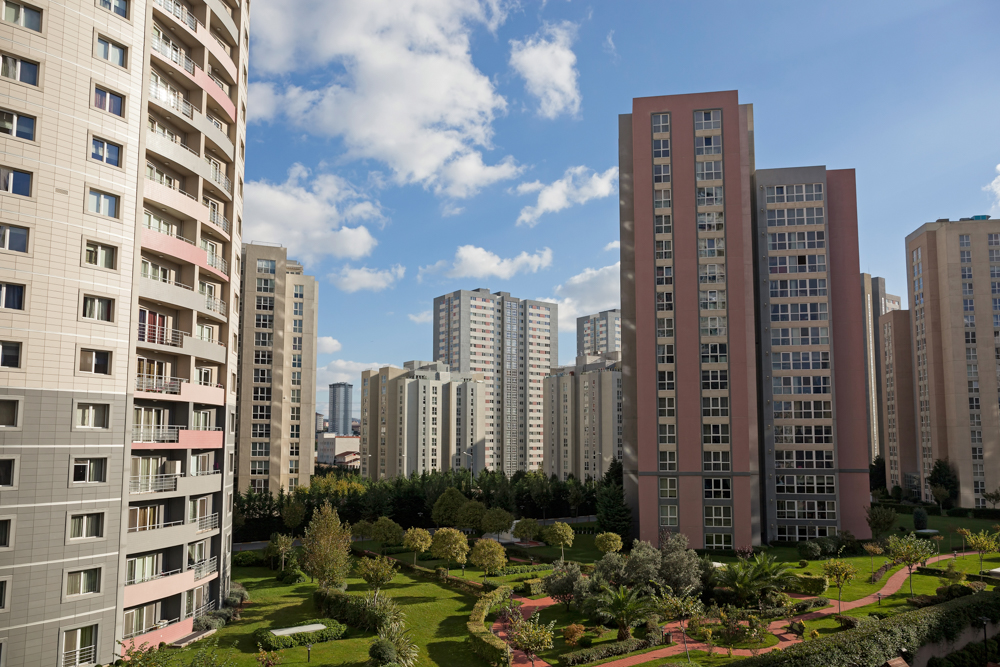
617, 625, 630, 641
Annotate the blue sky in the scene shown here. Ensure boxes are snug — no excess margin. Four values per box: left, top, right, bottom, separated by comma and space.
243, 0, 1000, 418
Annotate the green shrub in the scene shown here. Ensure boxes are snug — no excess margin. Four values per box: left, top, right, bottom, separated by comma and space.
314, 589, 404, 632
798, 560, 808, 568
223, 594, 242, 608
253, 619, 346, 651
519, 578, 544, 596
368, 638, 397, 665
578, 636, 593, 648
498, 564, 552, 576
193, 616, 225, 631
209, 608, 234, 623
644, 617, 664, 645
417, 551, 438, 561
913, 507, 929, 530
948, 507, 972, 518
229, 581, 249, 602
562, 638, 652, 666
232, 550, 264, 567
927, 637, 999, 667
277, 568, 307, 584
787, 574, 828, 595
797, 541, 822, 560
466, 586, 513, 667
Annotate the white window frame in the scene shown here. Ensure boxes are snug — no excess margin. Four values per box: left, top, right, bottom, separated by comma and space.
87, 188, 119, 217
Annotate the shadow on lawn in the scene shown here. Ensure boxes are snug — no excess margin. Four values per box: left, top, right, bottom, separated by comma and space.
390, 595, 439, 607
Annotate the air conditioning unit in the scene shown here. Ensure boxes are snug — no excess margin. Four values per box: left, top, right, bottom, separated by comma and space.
163, 461, 181, 476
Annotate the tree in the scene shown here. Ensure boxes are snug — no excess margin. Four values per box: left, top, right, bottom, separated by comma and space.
958, 527, 971, 553
116, 640, 177, 667
300, 501, 352, 590
402, 527, 432, 566
595, 532, 623, 555
596, 484, 632, 542
480, 507, 513, 539
356, 555, 398, 600
658, 531, 703, 597
545, 522, 574, 561
430, 527, 468, 576
594, 585, 655, 641
822, 559, 858, 614
715, 554, 796, 608
187, 637, 239, 667
870, 455, 887, 492
542, 561, 582, 610
513, 518, 540, 543
983, 489, 1000, 509
913, 507, 929, 531
862, 542, 883, 581
432, 487, 467, 527
267, 533, 295, 571
507, 611, 555, 667
469, 538, 507, 583
567, 482, 585, 517
886, 534, 936, 595
623, 539, 662, 593
965, 530, 997, 574
931, 485, 951, 511
370, 516, 404, 554
457, 500, 487, 533
928, 459, 959, 508
282, 500, 306, 533
352, 519, 373, 542
654, 591, 704, 665
865, 504, 897, 540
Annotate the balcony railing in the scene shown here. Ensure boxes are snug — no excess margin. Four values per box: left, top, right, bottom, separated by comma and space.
127, 518, 184, 534
191, 468, 222, 476
149, 81, 195, 120
207, 68, 231, 96
194, 331, 225, 347
204, 205, 231, 234
135, 374, 189, 394
204, 252, 229, 275
143, 218, 196, 246
213, 34, 232, 57
152, 0, 201, 31
126, 567, 181, 586
193, 555, 218, 580
129, 473, 180, 493
137, 323, 189, 348
192, 600, 216, 618
206, 113, 227, 133
123, 616, 179, 639
150, 34, 197, 75
205, 162, 233, 194
132, 425, 181, 443
140, 272, 194, 292
203, 295, 227, 313
193, 513, 219, 532
62, 645, 97, 667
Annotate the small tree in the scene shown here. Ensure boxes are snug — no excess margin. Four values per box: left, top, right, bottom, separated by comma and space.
352, 519, 373, 543
268, 533, 295, 571
862, 542, 883, 580
886, 534, 936, 595
865, 504, 897, 540
371, 516, 404, 555
913, 507, 929, 531
480, 507, 514, 539
355, 555, 397, 600
282, 501, 306, 533
469, 538, 507, 583
542, 561, 581, 610
822, 559, 858, 614
958, 527, 971, 553
965, 530, 997, 574
430, 527, 469, 576
300, 501, 352, 590
187, 637, 239, 667
513, 518, 541, 543
507, 611, 555, 667
595, 532, 623, 555
116, 640, 176, 667
545, 522, 574, 561
457, 500, 487, 534
432, 487, 467, 527
402, 527, 432, 566
654, 590, 704, 664
593, 585, 654, 641
931, 534, 944, 559
982, 488, 1000, 509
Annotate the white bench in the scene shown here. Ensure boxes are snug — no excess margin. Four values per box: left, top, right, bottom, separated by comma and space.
270, 623, 326, 636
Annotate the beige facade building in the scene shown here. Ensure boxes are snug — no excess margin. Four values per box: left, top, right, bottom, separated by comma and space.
0, 0, 250, 662
577, 310, 622, 356
237, 243, 317, 494
860, 274, 902, 462
543, 353, 623, 481
880, 309, 918, 495
360, 361, 486, 478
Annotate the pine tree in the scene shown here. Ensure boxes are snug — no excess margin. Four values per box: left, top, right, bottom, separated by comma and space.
596, 484, 632, 542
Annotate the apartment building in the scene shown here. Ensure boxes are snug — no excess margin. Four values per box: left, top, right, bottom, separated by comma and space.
880, 309, 918, 495
328, 382, 352, 435
897, 216, 998, 506
861, 274, 902, 462
237, 244, 317, 495
359, 361, 486, 478
577, 309, 622, 356
0, 0, 250, 663
432, 289, 557, 474
543, 353, 623, 481
619, 91, 870, 549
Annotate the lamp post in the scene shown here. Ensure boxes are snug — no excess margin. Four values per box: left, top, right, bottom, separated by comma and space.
979, 616, 990, 667
877, 593, 882, 606
307, 643, 313, 662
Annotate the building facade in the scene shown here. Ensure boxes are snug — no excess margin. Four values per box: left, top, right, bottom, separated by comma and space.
432, 289, 557, 474
577, 309, 622, 356
237, 244, 317, 495
316, 433, 360, 466
543, 353, 623, 481
359, 362, 486, 478
880, 309, 918, 495
0, 0, 250, 662
619, 90, 871, 549
861, 274, 902, 462
328, 382, 352, 435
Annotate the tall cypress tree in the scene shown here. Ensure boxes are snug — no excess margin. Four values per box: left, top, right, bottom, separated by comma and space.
596, 484, 632, 542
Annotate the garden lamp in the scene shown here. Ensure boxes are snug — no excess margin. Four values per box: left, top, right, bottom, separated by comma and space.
307, 643, 313, 662
979, 616, 990, 666
876, 593, 882, 606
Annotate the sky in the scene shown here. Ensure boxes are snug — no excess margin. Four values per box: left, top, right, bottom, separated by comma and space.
242, 0, 1000, 418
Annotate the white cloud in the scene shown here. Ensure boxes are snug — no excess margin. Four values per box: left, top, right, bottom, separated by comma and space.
244, 164, 380, 265
318, 337, 343, 354
249, 1, 521, 199
317, 359, 390, 389
417, 259, 450, 283
509, 21, 581, 119
603, 30, 618, 60
984, 163, 1000, 216
436, 245, 553, 279
516, 165, 619, 226
604, 240, 620, 251
330, 264, 406, 292
548, 262, 620, 332
409, 310, 433, 324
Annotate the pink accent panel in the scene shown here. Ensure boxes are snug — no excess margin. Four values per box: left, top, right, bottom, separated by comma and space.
142, 227, 206, 267
132, 440, 193, 450
124, 570, 195, 608
122, 618, 193, 652
678, 476, 704, 548
732, 476, 754, 548
144, 180, 211, 227
199, 25, 237, 80
195, 68, 236, 123
183, 383, 226, 405
179, 429, 224, 449
638, 476, 659, 544
826, 169, 872, 539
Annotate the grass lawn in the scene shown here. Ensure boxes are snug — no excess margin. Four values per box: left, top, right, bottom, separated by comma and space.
185, 565, 480, 667
525, 532, 604, 563
677, 649, 755, 664
892, 512, 1000, 539
531, 603, 626, 664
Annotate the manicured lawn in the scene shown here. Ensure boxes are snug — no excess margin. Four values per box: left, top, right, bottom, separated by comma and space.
352, 540, 553, 585
892, 512, 1000, 539
186, 565, 480, 666
532, 604, 630, 664
526, 532, 604, 563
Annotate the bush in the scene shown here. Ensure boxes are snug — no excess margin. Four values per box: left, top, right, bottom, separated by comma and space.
277, 568, 307, 584
577, 636, 593, 648
210, 608, 234, 623
519, 578, 544, 596
417, 551, 438, 561
254, 619, 347, 651
232, 550, 264, 567
913, 507, 929, 530
466, 586, 513, 667
798, 560, 809, 568
499, 564, 553, 576
563, 624, 585, 645
229, 581, 249, 602
787, 574, 828, 596
948, 507, 972, 518
368, 638, 397, 666
314, 589, 404, 632
562, 638, 653, 666
193, 616, 225, 631
644, 617, 664, 645
927, 637, 1000, 667
797, 541, 822, 560
223, 595, 243, 608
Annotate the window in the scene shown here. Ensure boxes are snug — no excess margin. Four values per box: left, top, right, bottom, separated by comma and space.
82, 296, 113, 321
289, 459, 299, 474
99, 0, 127, 17
254, 332, 273, 347
704, 533, 732, 550
0, 458, 13, 486
75, 403, 109, 428
253, 369, 271, 383
698, 238, 724, 258
653, 164, 670, 183
69, 513, 103, 538
290, 389, 301, 403
291, 371, 301, 386
960, 234, 971, 248
695, 134, 722, 155
659, 504, 678, 527
63, 624, 98, 666
66, 568, 101, 596
0, 166, 30, 196
78, 349, 111, 375
655, 239, 672, 259
0, 399, 17, 426
293, 302, 303, 316
0, 341, 18, 368
704, 478, 731, 499
702, 397, 729, 417
91, 137, 121, 166
651, 113, 669, 133
654, 189, 671, 209
94, 86, 124, 116
658, 451, 676, 471
294, 285, 304, 298
659, 477, 677, 498
703, 450, 731, 471
291, 354, 302, 368
256, 296, 274, 311
0, 283, 23, 310
250, 460, 269, 475
702, 423, 730, 444
652, 139, 670, 158
655, 215, 671, 235
705, 505, 732, 527
257, 259, 275, 274
254, 351, 272, 365
3, 1, 40, 30
252, 405, 271, 420
254, 314, 273, 329
700, 316, 726, 336
697, 187, 723, 207
695, 110, 721, 130
293, 319, 303, 333
0, 108, 33, 139
701, 343, 728, 363
658, 423, 675, 444
257, 278, 275, 293
292, 336, 302, 351
775, 474, 836, 494
0, 517, 9, 546
1, 53, 37, 85
251, 442, 270, 457
252, 387, 271, 401
97, 36, 126, 66
73, 458, 106, 483
961, 250, 972, 264
85, 242, 116, 269
88, 189, 118, 217
696, 160, 723, 181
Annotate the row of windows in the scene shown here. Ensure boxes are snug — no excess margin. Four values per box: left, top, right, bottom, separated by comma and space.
775, 449, 835, 469
770, 279, 827, 298
771, 327, 830, 346
768, 231, 825, 250
772, 375, 831, 395
770, 302, 828, 322
765, 183, 824, 203
772, 351, 830, 370
768, 255, 827, 274
766, 207, 825, 227
773, 424, 833, 444
776, 500, 836, 520
775, 474, 836, 494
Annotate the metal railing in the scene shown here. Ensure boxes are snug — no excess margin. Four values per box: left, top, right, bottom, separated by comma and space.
129, 473, 179, 493
203, 295, 227, 313
135, 374, 189, 394
143, 218, 196, 245
126, 567, 181, 586
204, 253, 229, 275
192, 600, 216, 618
194, 513, 219, 532
132, 425, 181, 443
191, 468, 221, 476
137, 323, 189, 348
213, 34, 232, 57
207, 68, 231, 96
193, 555, 217, 580
127, 518, 184, 533
150, 34, 196, 75
144, 173, 199, 204
123, 616, 178, 639
140, 272, 194, 291
206, 113, 226, 133
149, 81, 195, 119
204, 205, 231, 234
193, 331, 224, 346
205, 162, 233, 194
62, 645, 97, 667
152, 0, 201, 31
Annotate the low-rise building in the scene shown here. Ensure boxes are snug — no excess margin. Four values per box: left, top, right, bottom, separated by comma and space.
316, 433, 361, 466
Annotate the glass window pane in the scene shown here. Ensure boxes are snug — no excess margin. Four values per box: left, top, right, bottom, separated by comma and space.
23, 6, 39, 31
18, 60, 36, 85
106, 143, 120, 166
109, 92, 122, 116
104, 194, 116, 217
88, 190, 99, 212
15, 114, 33, 139
94, 87, 106, 110
3, 4, 19, 24
111, 43, 125, 66
0, 111, 12, 135
94, 351, 110, 374
4, 284, 23, 309
10, 170, 29, 196
6, 226, 26, 252
91, 138, 104, 161
113, 0, 126, 17
0, 342, 19, 367
1, 56, 15, 79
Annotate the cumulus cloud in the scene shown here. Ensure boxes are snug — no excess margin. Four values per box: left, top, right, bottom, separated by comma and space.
244, 164, 380, 265
548, 262, 620, 332
603, 30, 618, 60
316, 359, 390, 390
330, 264, 406, 292
249, 1, 521, 199
318, 337, 343, 354
516, 165, 619, 226
984, 163, 1000, 216
604, 240, 620, 251
509, 21, 581, 119
420, 245, 554, 280
409, 310, 433, 324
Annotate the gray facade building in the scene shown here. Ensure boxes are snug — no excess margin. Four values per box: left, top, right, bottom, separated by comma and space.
861, 274, 902, 462
577, 310, 622, 356
328, 382, 352, 435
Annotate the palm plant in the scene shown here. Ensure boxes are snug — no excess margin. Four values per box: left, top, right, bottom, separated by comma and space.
594, 585, 655, 641
715, 554, 796, 608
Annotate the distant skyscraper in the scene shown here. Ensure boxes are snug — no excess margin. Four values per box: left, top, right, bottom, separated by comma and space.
577, 310, 623, 356
329, 382, 353, 435
861, 274, 902, 462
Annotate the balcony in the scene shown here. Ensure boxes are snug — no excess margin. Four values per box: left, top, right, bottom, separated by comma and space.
128, 517, 185, 534
137, 323, 188, 349
205, 253, 229, 275
132, 426, 224, 449
149, 80, 195, 120
194, 513, 220, 532
193, 555, 218, 580
129, 473, 179, 493
121, 617, 193, 652
146, 133, 203, 179
205, 0, 237, 42
152, 0, 201, 33
204, 159, 233, 195
62, 645, 97, 667
124, 568, 195, 607
193, 599, 217, 618
150, 33, 198, 76
204, 204, 230, 235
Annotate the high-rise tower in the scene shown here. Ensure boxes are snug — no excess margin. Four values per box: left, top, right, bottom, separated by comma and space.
328, 382, 352, 435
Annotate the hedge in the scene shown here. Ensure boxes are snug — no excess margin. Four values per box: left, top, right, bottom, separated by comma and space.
561, 637, 654, 666
972, 508, 1000, 521
467, 586, 513, 667
916, 567, 1000, 584
928, 636, 1000, 667
499, 564, 553, 576
505, 546, 560, 564
519, 579, 544, 596
874, 502, 941, 516
787, 574, 828, 596
736, 591, 1000, 667
754, 597, 829, 619
232, 550, 264, 567
253, 619, 346, 650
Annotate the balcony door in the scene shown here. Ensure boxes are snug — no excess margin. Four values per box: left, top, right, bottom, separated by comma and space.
138, 307, 168, 345
188, 539, 208, 566
203, 196, 220, 221
190, 452, 211, 476
141, 258, 171, 283
198, 280, 216, 298
63, 625, 97, 666
136, 356, 169, 392
126, 553, 159, 585
185, 583, 210, 616
128, 505, 160, 532
195, 323, 214, 343
130, 455, 165, 492
133, 406, 168, 442
192, 410, 212, 430
188, 495, 210, 522
199, 238, 219, 262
